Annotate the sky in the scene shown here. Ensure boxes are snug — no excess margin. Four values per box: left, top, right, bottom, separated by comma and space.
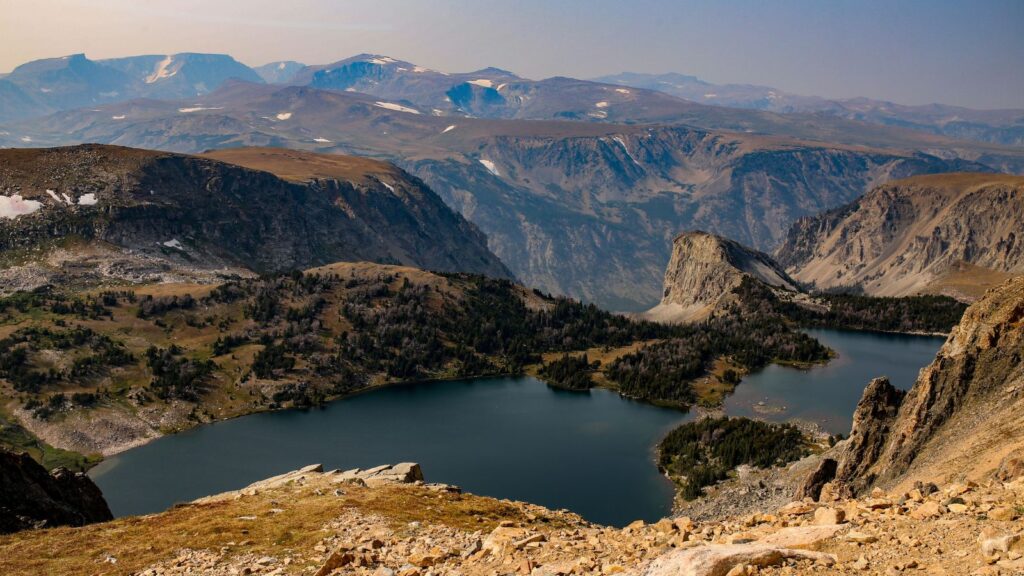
2, 0, 1022, 109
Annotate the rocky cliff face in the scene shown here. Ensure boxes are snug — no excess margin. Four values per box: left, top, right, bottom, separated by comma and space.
0, 450, 112, 534
644, 231, 797, 322
816, 275, 1024, 495
412, 130, 981, 309
776, 173, 1024, 301
2, 80, 1007, 308
0, 145, 510, 288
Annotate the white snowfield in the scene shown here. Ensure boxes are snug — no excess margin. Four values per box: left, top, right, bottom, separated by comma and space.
374, 102, 421, 115
313, 137, 332, 143
595, 101, 609, 108
478, 159, 500, 176
276, 112, 293, 120
178, 107, 223, 113
614, 88, 631, 94
77, 193, 98, 206
45, 190, 63, 204
365, 56, 397, 65
468, 79, 494, 88
613, 136, 641, 167
146, 55, 177, 84
442, 125, 457, 134
112, 115, 126, 120
0, 195, 42, 219
161, 239, 184, 250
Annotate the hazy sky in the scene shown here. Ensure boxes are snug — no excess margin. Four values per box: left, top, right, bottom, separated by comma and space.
2, 0, 1022, 109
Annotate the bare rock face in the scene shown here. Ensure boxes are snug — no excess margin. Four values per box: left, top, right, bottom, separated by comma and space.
776, 173, 1024, 301
0, 145, 511, 291
645, 231, 797, 323
0, 450, 112, 534
819, 276, 1024, 494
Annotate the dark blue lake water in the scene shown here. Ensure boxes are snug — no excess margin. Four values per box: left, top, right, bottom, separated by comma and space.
90, 329, 944, 526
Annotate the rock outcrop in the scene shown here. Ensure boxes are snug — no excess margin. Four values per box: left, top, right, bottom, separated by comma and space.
817, 275, 1024, 496
0, 145, 511, 291
645, 231, 798, 323
0, 450, 112, 534
776, 173, 1024, 301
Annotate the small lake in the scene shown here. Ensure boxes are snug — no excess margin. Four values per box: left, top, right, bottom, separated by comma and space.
90, 329, 945, 526
90, 376, 692, 526
724, 329, 945, 434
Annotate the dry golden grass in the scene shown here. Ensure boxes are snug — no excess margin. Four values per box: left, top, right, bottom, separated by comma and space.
201, 148, 398, 184
923, 262, 1017, 301
891, 171, 1024, 189
0, 480, 572, 576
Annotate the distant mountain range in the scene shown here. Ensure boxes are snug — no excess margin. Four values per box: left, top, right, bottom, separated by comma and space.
0, 53, 261, 123
3, 52, 1022, 148
594, 72, 1024, 147
2, 52, 1023, 309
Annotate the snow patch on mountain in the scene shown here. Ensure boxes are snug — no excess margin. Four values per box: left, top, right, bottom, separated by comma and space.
276, 112, 293, 120
613, 136, 641, 167
442, 125, 457, 134
374, 102, 421, 115
478, 159, 500, 176
0, 195, 42, 219
146, 55, 176, 84
77, 193, 98, 206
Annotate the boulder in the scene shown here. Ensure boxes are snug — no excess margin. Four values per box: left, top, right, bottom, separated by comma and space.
812, 507, 846, 526
331, 463, 424, 487
795, 458, 837, 501
756, 525, 845, 549
0, 450, 112, 534
643, 543, 835, 576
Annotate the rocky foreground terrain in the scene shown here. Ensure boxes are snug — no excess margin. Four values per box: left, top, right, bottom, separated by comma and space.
1, 457, 1021, 575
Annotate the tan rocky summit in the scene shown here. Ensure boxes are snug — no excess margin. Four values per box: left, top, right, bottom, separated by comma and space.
645, 231, 797, 323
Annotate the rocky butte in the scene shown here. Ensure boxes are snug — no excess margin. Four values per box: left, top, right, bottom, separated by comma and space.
644, 230, 798, 323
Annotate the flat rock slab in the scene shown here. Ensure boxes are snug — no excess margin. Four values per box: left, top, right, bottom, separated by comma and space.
755, 524, 845, 549
643, 543, 835, 576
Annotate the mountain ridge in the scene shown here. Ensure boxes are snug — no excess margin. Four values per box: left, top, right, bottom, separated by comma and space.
776, 172, 1024, 301
0, 144, 510, 290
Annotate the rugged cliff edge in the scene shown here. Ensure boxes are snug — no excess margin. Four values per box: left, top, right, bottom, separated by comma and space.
0, 145, 510, 291
776, 173, 1024, 301
645, 231, 797, 323
806, 275, 1024, 497
0, 449, 111, 534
